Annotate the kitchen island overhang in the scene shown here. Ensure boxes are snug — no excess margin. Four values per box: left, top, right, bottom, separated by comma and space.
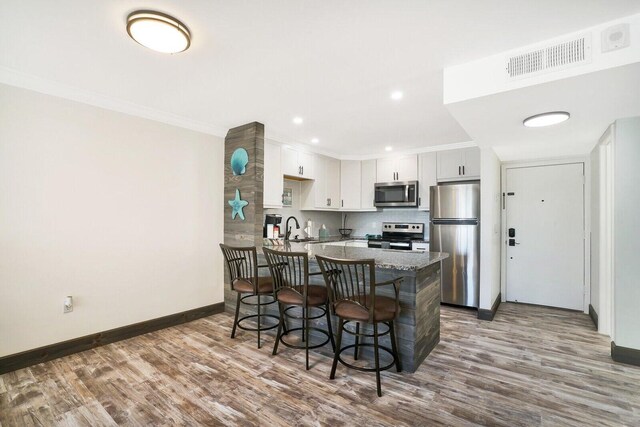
223, 241, 448, 373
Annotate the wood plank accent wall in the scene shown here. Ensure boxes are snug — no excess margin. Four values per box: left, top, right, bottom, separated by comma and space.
223, 122, 265, 313
223, 122, 264, 247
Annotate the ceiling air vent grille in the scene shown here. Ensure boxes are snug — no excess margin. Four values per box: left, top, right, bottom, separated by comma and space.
506, 34, 591, 79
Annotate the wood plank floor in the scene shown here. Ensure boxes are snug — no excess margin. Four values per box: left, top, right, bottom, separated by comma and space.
1, 303, 639, 426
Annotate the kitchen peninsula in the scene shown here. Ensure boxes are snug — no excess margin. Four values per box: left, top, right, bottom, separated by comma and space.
225, 239, 448, 373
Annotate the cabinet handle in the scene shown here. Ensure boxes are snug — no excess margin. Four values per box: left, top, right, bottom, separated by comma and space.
302, 166, 304, 175
462, 165, 465, 175
458, 166, 461, 175
341, 200, 344, 207
419, 197, 421, 206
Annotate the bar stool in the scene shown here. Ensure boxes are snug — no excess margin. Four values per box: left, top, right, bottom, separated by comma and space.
316, 255, 402, 397
263, 247, 336, 370
220, 244, 279, 348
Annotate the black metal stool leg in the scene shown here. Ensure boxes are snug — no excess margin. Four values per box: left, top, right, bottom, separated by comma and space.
325, 302, 335, 351
273, 302, 285, 356
330, 318, 344, 379
354, 322, 360, 360
389, 321, 401, 372
305, 305, 310, 370
301, 307, 306, 342
373, 322, 382, 397
231, 292, 241, 338
257, 294, 261, 349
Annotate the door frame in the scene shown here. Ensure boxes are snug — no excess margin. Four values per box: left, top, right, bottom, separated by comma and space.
596, 125, 615, 337
500, 157, 590, 313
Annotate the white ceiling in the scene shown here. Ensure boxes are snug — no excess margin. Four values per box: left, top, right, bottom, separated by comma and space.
446, 62, 640, 161
1, 1, 640, 156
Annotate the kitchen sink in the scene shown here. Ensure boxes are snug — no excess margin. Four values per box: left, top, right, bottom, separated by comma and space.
288, 238, 318, 243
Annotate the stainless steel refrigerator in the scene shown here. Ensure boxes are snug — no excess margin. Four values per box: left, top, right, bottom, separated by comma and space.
430, 182, 480, 308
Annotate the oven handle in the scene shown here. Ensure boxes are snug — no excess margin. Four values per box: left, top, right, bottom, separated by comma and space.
389, 242, 411, 248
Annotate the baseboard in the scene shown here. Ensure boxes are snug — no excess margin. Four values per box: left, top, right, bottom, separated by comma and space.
0, 302, 225, 375
611, 341, 640, 366
588, 304, 599, 329
477, 293, 502, 321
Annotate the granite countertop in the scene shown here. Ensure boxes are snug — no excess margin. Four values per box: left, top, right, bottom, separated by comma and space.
262, 240, 447, 271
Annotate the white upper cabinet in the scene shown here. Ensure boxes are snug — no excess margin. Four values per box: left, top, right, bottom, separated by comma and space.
437, 147, 480, 181
301, 155, 340, 210
397, 155, 418, 181
418, 152, 437, 210
264, 140, 283, 208
376, 158, 397, 182
340, 160, 361, 210
376, 155, 418, 182
360, 159, 377, 209
282, 146, 314, 179
463, 147, 481, 178
338, 159, 378, 211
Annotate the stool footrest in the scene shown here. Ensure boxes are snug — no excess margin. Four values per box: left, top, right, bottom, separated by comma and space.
278, 326, 332, 350
336, 343, 397, 372
236, 314, 280, 332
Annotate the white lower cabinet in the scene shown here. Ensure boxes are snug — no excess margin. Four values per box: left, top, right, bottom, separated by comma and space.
411, 242, 429, 251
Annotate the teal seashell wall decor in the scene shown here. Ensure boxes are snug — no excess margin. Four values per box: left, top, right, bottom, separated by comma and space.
230, 148, 249, 176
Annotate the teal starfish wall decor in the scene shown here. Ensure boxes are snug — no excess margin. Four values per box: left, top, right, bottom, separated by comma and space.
228, 189, 249, 220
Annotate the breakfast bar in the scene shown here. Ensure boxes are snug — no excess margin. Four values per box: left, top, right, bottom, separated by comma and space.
224, 240, 448, 373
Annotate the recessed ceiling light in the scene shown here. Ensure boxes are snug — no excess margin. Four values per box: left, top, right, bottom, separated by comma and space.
127, 11, 191, 54
311, 138, 319, 144
293, 117, 304, 125
385, 146, 393, 152
390, 91, 403, 100
523, 111, 570, 127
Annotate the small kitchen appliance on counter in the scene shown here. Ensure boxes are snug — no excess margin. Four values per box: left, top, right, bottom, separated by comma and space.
263, 214, 282, 238
367, 222, 425, 251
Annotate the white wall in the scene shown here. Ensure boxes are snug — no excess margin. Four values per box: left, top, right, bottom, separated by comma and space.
0, 84, 224, 356
613, 117, 640, 350
479, 147, 502, 310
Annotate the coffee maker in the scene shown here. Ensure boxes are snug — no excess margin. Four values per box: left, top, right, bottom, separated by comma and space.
263, 214, 282, 238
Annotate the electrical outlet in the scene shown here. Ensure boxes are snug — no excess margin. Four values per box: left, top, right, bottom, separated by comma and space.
63, 296, 73, 313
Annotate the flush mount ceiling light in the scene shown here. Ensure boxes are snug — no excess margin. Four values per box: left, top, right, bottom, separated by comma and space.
523, 111, 570, 128
311, 138, 319, 144
293, 117, 304, 125
390, 91, 403, 100
127, 10, 191, 54
385, 146, 393, 152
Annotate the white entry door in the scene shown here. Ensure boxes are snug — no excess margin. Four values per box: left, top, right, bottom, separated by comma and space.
505, 163, 584, 310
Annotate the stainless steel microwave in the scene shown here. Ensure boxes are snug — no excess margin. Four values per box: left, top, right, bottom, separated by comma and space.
374, 181, 419, 207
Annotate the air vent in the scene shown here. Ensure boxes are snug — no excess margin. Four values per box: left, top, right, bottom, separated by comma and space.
506, 34, 591, 79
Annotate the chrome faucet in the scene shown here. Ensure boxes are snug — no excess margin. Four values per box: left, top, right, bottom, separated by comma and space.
285, 216, 300, 241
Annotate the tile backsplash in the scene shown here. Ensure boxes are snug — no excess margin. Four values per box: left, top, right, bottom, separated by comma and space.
343, 209, 430, 240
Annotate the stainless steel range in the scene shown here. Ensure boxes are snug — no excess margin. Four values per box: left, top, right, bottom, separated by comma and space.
367, 222, 425, 251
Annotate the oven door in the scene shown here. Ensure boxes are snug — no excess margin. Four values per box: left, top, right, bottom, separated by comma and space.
374, 181, 418, 207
